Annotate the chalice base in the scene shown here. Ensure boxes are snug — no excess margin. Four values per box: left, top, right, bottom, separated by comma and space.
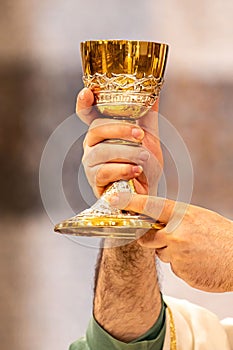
54, 180, 165, 239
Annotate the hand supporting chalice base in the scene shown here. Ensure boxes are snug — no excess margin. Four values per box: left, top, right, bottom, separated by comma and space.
54, 40, 169, 239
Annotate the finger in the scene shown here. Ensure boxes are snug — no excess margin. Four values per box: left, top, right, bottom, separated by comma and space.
85, 119, 145, 147
86, 163, 143, 197
108, 193, 175, 223
138, 98, 159, 136
141, 130, 163, 169
137, 229, 168, 248
95, 163, 143, 188
138, 226, 171, 263
139, 110, 159, 137
152, 97, 159, 112
155, 246, 171, 263
76, 88, 99, 125
83, 142, 150, 167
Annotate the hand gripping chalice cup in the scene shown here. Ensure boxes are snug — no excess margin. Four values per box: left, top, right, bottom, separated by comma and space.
54, 40, 169, 239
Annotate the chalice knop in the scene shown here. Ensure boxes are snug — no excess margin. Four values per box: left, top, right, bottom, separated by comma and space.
54, 40, 169, 239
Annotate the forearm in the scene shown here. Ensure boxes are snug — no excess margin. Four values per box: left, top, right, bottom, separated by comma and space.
93, 240, 162, 342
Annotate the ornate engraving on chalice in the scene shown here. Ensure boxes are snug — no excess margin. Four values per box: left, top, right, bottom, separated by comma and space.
54, 40, 169, 239
83, 72, 164, 116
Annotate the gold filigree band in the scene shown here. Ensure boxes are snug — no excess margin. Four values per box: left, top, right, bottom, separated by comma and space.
83, 73, 164, 117
83, 73, 163, 93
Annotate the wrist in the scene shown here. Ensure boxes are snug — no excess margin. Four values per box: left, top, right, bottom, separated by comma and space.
101, 241, 156, 278
93, 242, 162, 341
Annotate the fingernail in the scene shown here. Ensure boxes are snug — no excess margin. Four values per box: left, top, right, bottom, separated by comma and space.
132, 128, 144, 140
139, 151, 150, 161
108, 192, 132, 208
108, 194, 120, 206
133, 165, 143, 175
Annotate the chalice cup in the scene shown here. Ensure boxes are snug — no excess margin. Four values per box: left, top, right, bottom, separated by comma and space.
54, 40, 169, 239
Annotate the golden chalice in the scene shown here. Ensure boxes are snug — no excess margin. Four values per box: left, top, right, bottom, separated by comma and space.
54, 40, 169, 239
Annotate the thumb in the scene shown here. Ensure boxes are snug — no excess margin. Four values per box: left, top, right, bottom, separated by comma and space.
108, 193, 175, 224
76, 88, 99, 125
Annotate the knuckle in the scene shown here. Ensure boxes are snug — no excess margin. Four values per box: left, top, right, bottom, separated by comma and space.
95, 167, 108, 185
89, 144, 103, 163
82, 144, 101, 167
81, 152, 88, 166
121, 165, 130, 177
82, 151, 95, 169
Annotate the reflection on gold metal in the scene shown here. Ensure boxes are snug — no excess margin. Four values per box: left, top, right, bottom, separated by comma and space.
54, 40, 169, 239
83, 73, 162, 118
81, 40, 168, 78
54, 179, 165, 238
81, 40, 168, 118
54, 216, 165, 238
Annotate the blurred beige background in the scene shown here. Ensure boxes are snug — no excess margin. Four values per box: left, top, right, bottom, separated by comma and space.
0, 0, 232, 349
